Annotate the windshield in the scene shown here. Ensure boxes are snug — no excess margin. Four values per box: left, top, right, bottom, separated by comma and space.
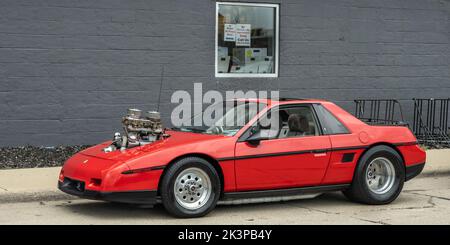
175, 101, 264, 136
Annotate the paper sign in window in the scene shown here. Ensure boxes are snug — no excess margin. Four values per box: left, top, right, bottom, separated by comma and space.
224, 24, 236, 42
235, 24, 251, 47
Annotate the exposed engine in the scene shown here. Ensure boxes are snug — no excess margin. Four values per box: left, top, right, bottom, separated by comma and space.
103, 109, 166, 152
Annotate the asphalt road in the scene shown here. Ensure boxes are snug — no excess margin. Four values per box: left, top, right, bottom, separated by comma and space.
0, 175, 449, 225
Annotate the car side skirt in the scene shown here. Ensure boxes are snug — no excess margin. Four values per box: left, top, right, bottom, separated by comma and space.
220, 184, 350, 204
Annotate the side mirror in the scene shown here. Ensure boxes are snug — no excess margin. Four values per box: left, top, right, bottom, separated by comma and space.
246, 131, 268, 146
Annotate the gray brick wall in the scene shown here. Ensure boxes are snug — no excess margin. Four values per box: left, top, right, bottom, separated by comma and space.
0, 0, 449, 146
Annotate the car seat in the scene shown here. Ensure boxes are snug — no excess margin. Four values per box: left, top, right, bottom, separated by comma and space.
287, 114, 311, 137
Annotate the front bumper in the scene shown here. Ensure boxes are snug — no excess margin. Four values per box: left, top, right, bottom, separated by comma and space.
58, 178, 158, 205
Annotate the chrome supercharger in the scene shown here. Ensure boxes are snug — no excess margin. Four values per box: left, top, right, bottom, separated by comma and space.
104, 109, 166, 152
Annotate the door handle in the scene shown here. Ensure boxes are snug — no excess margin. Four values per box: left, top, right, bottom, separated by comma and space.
311, 149, 328, 157
311, 149, 327, 154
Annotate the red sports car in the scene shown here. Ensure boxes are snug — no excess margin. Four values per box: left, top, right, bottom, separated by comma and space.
58, 98, 426, 218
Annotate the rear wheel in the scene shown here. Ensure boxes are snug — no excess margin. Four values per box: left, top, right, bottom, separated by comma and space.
343, 145, 405, 204
160, 157, 221, 218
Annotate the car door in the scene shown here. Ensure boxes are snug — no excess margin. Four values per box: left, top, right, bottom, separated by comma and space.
234, 104, 332, 191
312, 103, 364, 185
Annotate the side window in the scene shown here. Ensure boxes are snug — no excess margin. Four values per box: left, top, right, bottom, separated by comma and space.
253, 109, 283, 140
251, 105, 320, 140
314, 105, 350, 135
278, 106, 319, 138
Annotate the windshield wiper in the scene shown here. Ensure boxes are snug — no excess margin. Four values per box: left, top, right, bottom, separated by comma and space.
172, 126, 206, 133
182, 127, 206, 133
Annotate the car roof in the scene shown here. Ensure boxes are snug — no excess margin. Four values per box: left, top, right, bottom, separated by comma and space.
232, 98, 328, 106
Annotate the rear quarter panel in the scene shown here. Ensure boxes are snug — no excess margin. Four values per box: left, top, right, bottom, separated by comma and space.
320, 102, 425, 184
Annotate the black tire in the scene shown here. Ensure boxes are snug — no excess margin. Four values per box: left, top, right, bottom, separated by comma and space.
160, 157, 221, 218
343, 145, 405, 205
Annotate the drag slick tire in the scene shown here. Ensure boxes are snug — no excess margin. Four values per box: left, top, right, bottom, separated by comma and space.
344, 145, 405, 205
160, 157, 221, 218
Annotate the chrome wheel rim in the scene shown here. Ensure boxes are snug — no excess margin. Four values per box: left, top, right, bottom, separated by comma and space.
174, 167, 211, 210
366, 157, 396, 194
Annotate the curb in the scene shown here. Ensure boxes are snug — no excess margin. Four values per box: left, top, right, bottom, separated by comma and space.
0, 191, 75, 204
419, 169, 450, 178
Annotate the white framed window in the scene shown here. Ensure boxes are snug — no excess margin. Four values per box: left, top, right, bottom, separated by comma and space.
215, 2, 279, 78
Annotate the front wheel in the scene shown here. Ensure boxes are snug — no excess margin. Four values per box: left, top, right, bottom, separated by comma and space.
160, 157, 221, 218
343, 145, 405, 204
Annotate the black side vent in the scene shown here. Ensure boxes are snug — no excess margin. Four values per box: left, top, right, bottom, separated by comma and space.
342, 153, 355, 163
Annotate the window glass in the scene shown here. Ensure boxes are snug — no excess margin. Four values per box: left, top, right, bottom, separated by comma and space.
249, 106, 319, 140
277, 107, 319, 138
315, 105, 350, 135
176, 101, 264, 136
216, 3, 278, 77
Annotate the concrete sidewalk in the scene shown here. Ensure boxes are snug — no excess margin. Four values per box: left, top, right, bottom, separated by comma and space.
421, 149, 450, 176
1, 149, 449, 204
0, 167, 68, 203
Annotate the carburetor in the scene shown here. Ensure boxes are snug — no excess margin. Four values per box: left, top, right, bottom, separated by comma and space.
104, 108, 165, 152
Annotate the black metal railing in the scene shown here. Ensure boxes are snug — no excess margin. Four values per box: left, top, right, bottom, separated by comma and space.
354, 99, 406, 126
412, 98, 450, 148
353, 98, 450, 148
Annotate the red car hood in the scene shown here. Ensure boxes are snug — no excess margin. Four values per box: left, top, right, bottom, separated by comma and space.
79, 130, 227, 162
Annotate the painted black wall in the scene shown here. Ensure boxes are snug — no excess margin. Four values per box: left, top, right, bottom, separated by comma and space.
0, 0, 449, 146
